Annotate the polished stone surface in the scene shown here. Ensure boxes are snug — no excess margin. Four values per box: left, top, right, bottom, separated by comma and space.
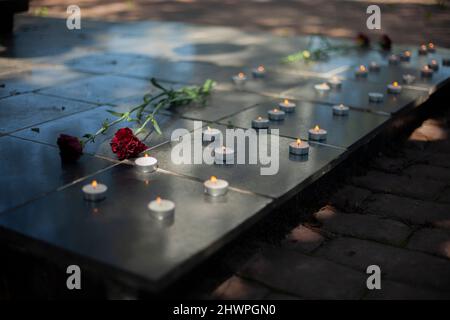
0, 164, 271, 290
149, 124, 345, 198
0, 136, 114, 214
219, 100, 390, 149
0, 93, 96, 135
282, 78, 428, 115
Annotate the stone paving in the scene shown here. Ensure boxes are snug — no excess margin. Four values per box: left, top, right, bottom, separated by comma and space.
0, 13, 450, 297
212, 112, 450, 299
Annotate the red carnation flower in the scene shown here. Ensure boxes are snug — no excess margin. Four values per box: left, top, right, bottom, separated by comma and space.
356, 33, 370, 48
379, 34, 392, 51
110, 128, 147, 160
57, 134, 83, 162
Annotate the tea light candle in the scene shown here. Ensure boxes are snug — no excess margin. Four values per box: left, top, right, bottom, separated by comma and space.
427, 42, 436, 53
418, 44, 428, 55
202, 126, 221, 142
314, 82, 331, 93
232, 72, 247, 85
214, 146, 235, 164
400, 51, 411, 62
148, 196, 175, 221
428, 59, 439, 71
308, 125, 327, 141
332, 104, 349, 116
252, 116, 270, 129
369, 62, 380, 72
421, 65, 433, 78
387, 81, 402, 94
355, 65, 368, 77
368, 92, 384, 103
135, 154, 158, 173
252, 65, 266, 78
204, 176, 228, 197
289, 138, 309, 156
327, 76, 342, 89
388, 54, 400, 65
268, 108, 285, 121
402, 74, 416, 84
82, 180, 107, 202
278, 99, 296, 113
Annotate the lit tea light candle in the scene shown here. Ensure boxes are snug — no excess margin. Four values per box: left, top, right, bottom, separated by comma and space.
308, 125, 327, 141
82, 180, 107, 202
252, 65, 266, 78
427, 42, 436, 53
289, 138, 309, 156
355, 65, 368, 77
148, 196, 175, 221
387, 81, 402, 94
202, 126, 221, 142
402, 74, 416, 84
428, 59, 439, 71
135, 153, 158, 173
388, 54, 400, 65
232, 72, 247, 85
400, 51, 411, 62
278, 99, 296, 113
327, 76, 342, 89
314, 82, 331, 93
421, 65, 433, 78
214, 146, 235, 164
418, 44, 428, 55
204, 176, 229, 197
332, 104, 349, 116
369, 62, 380, 72
252, 116, 270, 129
368, 92, 384, 103
267, 108, 285, 121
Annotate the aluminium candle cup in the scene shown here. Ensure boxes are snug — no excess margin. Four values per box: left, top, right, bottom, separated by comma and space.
289, 141, 310, 156
308, 128, 327, 141
82, 183, 107, 202
402, 74, 416, 85
332, 104, 349, 116
387, 84, 402, 94
267, 109, 285, 121
278, 100, 296, 113
214, 147, 235, 164
202, 128, 221, 142
204, 178, 229, 197
388, 55, 400, 65
232, 74, 247, 86
252, 67, 266, 78
427, 44, 436, 53
252, 117, 270, 129
369, 62, 380, 72
428, 61, 439, 71
355, 68, 368, 78
314, 83, 331, 93
400, 52, 411, 62
148, 198, 175, 221
327, 78, 342, 89
368, 92, 384, 103
421, 67, 433, 78
418, 46, 428, 55
134, 156, 158, 173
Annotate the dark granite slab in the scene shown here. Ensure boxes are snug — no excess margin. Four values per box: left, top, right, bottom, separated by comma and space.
282, 78, 428, 115
0, 136, 114, 214
219, 100, 390, 149
0, 93, 96, 135
149, 124, 345, 198
0, 165, 271, 291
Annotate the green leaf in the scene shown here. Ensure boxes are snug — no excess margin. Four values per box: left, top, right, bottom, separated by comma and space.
106, 110, 124, 117
150, 78, 168, 92
151, 118, 162, 135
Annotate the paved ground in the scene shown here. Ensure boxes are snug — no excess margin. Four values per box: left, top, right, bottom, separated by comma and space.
29, 0, 450, 47
211, 108, 450, 299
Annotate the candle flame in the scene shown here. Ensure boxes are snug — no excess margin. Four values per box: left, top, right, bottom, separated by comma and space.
404, 51, 411, 56
91, 180, 98, 188
273, 108, 279, 112
296, 138, 302, 145
314, 125, 320, 131
156, 196, 161, 204
210, 176, 217, 183
431, 59, 437, 64
421, 44, 427, 49
428, 42, 434, 48
393, 81, 399, 87
144, 153, 149, 157
424, 65, 429, 70
284, 99, 289, 104
238, 72, 245, 78
359, 65, 366, 71
207, 126, 211, 131
302, 50, 311, 59
257, 65, 265, 72
257, 116, 262, 120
